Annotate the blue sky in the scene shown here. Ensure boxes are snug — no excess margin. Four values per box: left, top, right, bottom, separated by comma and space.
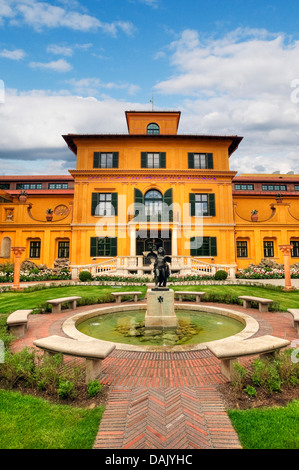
1, 0, 299, 175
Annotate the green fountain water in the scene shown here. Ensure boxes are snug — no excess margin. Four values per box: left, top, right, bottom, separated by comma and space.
77, 309, 244, 347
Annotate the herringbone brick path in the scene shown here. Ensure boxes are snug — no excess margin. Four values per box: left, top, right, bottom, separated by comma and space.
93, 384, 242, 449
93, 348, 242, 449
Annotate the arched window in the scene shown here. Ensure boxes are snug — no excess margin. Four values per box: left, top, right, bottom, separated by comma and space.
147, 123, 160, 135
144, 189, 163, 216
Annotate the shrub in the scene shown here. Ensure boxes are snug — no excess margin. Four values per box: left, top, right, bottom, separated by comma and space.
245, 385, 257, 397
214, 270, 228, 280
87, 380, 103, 397
57, 379, 77, 399
232, 362, 248, 391
79, 270, 93, 282
1, 347, 36, 388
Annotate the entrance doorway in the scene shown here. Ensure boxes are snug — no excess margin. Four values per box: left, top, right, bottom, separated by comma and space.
136, 230, 171, 265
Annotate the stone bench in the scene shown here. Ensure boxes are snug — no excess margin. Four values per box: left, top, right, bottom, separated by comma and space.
7, 310, 33, 338
112, 291, 142, 304
33, 335, 115, 383
46, 296, 82, 313
287, 309, 299, 334
174, 291, 206, 302
208, 335, 290, 380
238, 295, 273, 312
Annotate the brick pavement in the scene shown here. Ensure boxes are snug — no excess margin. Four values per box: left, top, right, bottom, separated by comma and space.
8, 301, 298, 450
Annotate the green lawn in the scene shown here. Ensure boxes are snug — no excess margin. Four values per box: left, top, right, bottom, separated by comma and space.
228, 400, 299, 449
0, 285, 148, 314
0, 390, 104, 449
170, 284, 299, 311
0, 283, 299, 315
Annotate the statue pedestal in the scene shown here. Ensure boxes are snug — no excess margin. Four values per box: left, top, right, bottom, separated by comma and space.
145, 289, 178, 330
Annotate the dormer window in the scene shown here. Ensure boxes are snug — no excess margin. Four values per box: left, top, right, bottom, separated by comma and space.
147, 123, 160, 135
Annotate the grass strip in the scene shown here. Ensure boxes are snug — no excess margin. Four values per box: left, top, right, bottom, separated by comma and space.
228, 400, 299, 449
0, 389, 104, 449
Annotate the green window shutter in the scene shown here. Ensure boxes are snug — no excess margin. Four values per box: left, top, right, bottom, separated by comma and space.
134, 188, 144, 217
111, 193, 118, 216
208, 193, 215, 216
93, 152, 100, 168
207, 153, 213, 169
90, 237, 97, 257
112, 152, 119, 168
188, 153, 194, 169
210, 237, 217, 256
134, 188, 144, 204
189, 193, 196, 216
91, 193, 98, 215
163, 188, 173, 206
141, 152, 147, 168
190, 237, 196, 256
163, 188, 173, 222
110, 237, 117, 256
160, 152, 166, 168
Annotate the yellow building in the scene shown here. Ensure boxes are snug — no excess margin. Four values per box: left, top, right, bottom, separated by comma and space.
1, 109, 299, 278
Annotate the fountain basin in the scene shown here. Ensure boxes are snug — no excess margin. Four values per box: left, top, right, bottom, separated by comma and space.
62, 303, 260, 352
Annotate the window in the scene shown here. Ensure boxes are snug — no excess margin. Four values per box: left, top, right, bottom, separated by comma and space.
16, 183, 42, 190
48, 183, 68, 189
0, 183, 10, 190
295, 185, 299, 191
188, 153, 213, 169
189, 193, 215, 217
263, 241, 274, 257
261, 184, 286, 191
58, 241, 69, 258
147, 123, 160, 135
91, 193, 118, 216
90, 237, 117, 257
234, 184, 254, 190
291, 241, 299, 258
141, 152, 166, 168
190, 236, 217, 256
237, 241, 248, 258
30, 241, 41, 258
93, 152, 119, 168
144, 190, 163, 217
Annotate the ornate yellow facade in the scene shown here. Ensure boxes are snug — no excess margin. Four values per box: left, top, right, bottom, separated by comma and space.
1, 110, 299, 275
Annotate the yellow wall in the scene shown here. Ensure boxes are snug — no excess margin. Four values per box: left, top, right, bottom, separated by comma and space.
0, 194, 73, 267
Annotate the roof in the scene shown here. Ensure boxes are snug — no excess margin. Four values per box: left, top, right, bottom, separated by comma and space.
233, 173, 299, 182
7, 189, 74, 196
62, 133, 243, 157
0, 175, 73, 181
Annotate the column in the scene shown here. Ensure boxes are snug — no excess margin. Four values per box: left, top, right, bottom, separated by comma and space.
130, 225, 136, 256
11, 247, 26, 290
279, 245, 294, 291
172, 228, 178, 256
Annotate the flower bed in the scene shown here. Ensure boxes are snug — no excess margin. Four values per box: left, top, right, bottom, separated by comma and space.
0, 269, 71, 283
236, 267, 299, 279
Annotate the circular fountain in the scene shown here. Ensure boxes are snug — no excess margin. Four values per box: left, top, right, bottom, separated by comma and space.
62, 288, 260, 352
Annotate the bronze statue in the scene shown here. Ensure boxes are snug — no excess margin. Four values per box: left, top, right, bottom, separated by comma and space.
148, 247, 171, 289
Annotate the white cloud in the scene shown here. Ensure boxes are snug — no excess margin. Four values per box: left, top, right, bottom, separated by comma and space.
29, 59, 73, 72
154, 28, 299, 174
0, 89, 147, 174
0, 48, 25, 60
0, 0, 135, 35
47, 44, 74, 57
66, 77, 140, 96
